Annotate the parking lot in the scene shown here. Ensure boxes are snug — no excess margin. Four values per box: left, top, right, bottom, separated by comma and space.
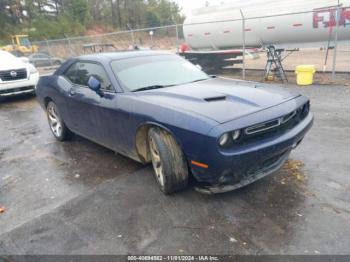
0, 82, 350, 255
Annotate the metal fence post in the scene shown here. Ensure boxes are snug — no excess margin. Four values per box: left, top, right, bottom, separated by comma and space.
127, 24, 135, 47
175, 24, 180, 52
46, 40, 53, 66
240, 9, 246, 80
332, 5, 340, 80
131, 31, 135, 47
66, 37, 74, 57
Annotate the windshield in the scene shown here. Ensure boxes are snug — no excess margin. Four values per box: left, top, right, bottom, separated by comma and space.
19, 37, 31, 47
111, 55, 210, 91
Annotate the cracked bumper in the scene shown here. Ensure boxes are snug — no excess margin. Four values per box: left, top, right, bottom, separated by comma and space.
195, 150, 291, 194
191, 112, 313, 194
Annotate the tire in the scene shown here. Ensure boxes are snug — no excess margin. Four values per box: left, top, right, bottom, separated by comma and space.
148, 127, 189, 194
46, 101, 73, 141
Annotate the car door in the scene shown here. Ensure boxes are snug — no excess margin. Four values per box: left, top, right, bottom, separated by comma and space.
41, 54, 52, 66
63, 61, 124, 148
30, 54, 41, 67
37, 54, 48, 67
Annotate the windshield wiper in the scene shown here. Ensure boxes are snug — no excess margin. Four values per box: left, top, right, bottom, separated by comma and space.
186, 78, 211, 84
132, 78, 209, 92
132, 84, 174, 92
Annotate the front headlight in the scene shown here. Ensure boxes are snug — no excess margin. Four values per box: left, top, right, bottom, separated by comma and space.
28, 64, 38, 74
219, 130, 241, 147
219, 133, 230, 147
232, 130, 241, 141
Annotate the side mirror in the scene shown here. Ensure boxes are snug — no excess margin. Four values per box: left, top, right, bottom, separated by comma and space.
88, 76, 104, 96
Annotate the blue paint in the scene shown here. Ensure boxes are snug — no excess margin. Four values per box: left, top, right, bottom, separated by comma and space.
36, 51, 313, 190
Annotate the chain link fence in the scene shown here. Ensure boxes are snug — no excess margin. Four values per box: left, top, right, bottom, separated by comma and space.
33, 25, 180, 60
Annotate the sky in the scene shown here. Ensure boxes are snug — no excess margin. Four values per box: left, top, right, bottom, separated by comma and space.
174, 0, 225, 17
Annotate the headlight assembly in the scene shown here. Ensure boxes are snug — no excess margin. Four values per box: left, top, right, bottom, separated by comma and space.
219, 133, 230, 147
219, 130, 241, 147
232, 130, 241, 141
28, 64, 38, 74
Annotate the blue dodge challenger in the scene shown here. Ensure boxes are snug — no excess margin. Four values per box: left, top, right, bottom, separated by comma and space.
36, 51, 313, 194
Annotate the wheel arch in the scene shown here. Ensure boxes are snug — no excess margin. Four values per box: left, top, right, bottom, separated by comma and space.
44, 96, 53, 107
135, 121, 184, 164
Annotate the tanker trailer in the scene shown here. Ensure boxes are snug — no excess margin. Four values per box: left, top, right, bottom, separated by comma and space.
180, 0, 350, 72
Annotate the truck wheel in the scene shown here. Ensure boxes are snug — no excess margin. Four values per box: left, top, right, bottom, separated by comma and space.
148, 127, 189, 194
46, 101, 73, 141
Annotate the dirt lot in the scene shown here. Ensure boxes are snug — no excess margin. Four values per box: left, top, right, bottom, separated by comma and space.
0, 83, 350, 255
244, 46, 350, 73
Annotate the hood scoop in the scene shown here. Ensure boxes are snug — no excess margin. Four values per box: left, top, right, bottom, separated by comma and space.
204, 96, 227, 102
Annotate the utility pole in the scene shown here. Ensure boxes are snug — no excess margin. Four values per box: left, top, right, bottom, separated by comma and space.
332, 2, 340, 80
240, 9, 246, 80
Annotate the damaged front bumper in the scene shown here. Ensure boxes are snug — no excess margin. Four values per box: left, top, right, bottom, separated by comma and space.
195, 150, 291, 194
191, 110, 313, 194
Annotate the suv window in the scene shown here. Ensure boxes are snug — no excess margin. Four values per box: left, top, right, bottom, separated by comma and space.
64, 62, 113, 91
33, 54, 48, 59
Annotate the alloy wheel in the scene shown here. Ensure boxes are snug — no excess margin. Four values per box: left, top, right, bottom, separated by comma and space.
149, 136, 165, 187
47, 104, 63, 138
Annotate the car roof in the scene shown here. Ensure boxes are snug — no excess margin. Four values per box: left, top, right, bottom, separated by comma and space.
54, 50, 175, 76
77, 50, 173, 62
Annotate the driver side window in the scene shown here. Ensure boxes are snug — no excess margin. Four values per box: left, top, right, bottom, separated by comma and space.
64, 61, 113, 92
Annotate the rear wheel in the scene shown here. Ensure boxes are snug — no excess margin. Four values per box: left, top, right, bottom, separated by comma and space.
46, 101, 73, 141
148, 128, 189, 194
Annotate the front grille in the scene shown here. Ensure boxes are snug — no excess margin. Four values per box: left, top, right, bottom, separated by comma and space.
238, 102, 310, 145
245, 118, 280, 135
0, 68, 27, 82
245, 109, 299, 136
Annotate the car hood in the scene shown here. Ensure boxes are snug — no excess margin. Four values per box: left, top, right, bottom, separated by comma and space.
136, 78, 300, 124
0, 56, 28, 71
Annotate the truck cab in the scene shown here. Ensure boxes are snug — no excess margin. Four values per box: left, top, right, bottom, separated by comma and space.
1, 35, 38, 56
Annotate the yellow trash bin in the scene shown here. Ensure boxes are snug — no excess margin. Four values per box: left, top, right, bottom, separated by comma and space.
295, 65, 316, 86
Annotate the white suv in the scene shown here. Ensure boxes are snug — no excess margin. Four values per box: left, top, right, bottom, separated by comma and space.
0, 51, 39, 97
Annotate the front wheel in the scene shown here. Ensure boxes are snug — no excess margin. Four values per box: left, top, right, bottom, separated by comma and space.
148, 128, 189, 194
46, 101, 73, 141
